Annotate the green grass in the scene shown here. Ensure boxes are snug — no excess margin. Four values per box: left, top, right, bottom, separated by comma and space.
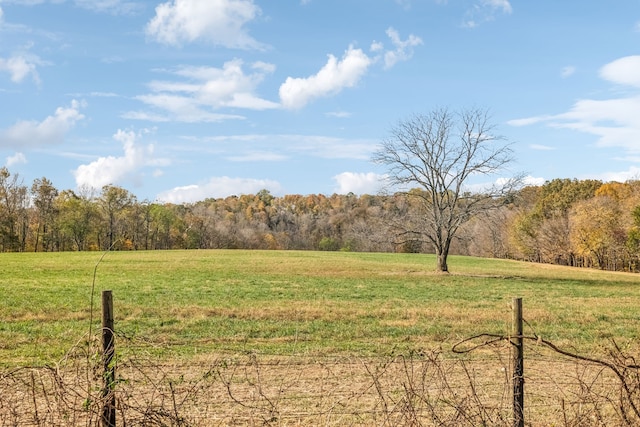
1, 250, 639, 366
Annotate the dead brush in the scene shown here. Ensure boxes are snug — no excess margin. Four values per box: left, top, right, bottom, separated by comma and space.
3, 336, 640, 425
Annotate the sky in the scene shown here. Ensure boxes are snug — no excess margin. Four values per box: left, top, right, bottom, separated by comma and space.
0, 0, 639, 203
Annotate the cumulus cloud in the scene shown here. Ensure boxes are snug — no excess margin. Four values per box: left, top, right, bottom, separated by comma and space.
145, 0, 262, 49
126, 59, 278, 122
522, 175, 545, 186
5, 152, 26, 167
381, 27, 423, 69
333, 172, 387, 195
508, 55, 640, 160
599, 55, 640, 88
279, 46, 372, 109
157, 176, 282, 203
594, 166, 640, 183
73, 129, 169, 189
136, 27, 420, 118
0, 54, 42, 84
0, 100, 84, 148
279, 28, 421, 109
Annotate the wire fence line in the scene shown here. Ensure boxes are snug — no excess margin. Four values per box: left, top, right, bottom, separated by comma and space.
2, 292, 640, 426
1, 331, 638, 427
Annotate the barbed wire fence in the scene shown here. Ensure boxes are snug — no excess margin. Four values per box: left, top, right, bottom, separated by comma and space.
2, 294, 640, 426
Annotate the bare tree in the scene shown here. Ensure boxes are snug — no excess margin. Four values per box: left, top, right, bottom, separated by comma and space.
373, 107, 520, 272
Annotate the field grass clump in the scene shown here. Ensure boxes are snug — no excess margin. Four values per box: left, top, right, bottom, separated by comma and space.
1, 250, 639, 366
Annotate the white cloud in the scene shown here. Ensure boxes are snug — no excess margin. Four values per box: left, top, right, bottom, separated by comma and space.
333, 172, 386, 195
121, 111, 172, 122
325, 111, 352, 118
0, 100, 84, 148
561, 66, 575, 78
370, 41, 384, 53
381, 27, 423, 69
1, 1, 45, 5
130, 93, 247, 122
289, 135, 377, 160
599, 55, 640, 88
157, 176, 282, 203
278, 28, 421, 109
508, 55, 640, 161
507, 115, 551, 126
547, 96, 640, 152
5, 152, 26, 167
0, 54, 42, 84
128, 59, 278, 122
73, 129, 169, 189
179, 133, 376, 161
463, 0, 513, 28
279, 46, 372, 109
73, 0, 140, 14
2, 0, 138, 14
592, 166, 640, 183
483, 0, 512, 14
226, 151, 287, 162
467, 174, 543, 193
522, 175, 545, 186
145, 0, 262, 49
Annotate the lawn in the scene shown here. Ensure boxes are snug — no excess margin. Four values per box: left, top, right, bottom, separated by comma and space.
1, 249, 639, 366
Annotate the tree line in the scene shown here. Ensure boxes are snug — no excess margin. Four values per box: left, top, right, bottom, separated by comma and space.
1, 166, 639, 272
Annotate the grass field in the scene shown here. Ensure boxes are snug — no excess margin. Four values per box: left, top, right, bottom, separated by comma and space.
1, 249, 639, 366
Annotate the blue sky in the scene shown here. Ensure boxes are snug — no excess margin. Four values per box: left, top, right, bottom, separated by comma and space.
0, 0, 639, 203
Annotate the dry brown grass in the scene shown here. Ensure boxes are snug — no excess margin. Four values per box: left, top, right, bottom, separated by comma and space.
2, 336, 639, 427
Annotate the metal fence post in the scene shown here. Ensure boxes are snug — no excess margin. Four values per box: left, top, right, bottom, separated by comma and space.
102, 290, 116, 427
512, 297, 524, 427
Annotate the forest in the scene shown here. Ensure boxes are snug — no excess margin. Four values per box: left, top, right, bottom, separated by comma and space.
2, 166, 640, 273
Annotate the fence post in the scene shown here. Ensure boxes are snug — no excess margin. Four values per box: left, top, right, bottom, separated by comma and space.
102, 290, 116, 427
512, 297, 524, 427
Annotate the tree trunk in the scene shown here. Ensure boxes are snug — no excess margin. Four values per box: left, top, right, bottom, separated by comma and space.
436, 238, 452, 273
437, 253, 448, 272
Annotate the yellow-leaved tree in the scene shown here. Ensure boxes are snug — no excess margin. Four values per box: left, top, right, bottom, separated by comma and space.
570, 195, 626, 269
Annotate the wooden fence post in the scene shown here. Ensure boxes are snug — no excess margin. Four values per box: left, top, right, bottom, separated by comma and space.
102, 290, 116, 427
512, 297, 524, 427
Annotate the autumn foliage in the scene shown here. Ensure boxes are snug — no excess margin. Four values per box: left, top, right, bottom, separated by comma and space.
2, 167, 640, 272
